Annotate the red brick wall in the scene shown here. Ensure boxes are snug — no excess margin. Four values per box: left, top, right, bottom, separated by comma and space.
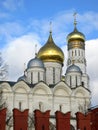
76, 112, 91, 130
0, 107, 98, 130
13, 108, 29, 130
91, 108, 98, 130
0, 108, 7, 130
34, 110, 50, 130
55, 111, 70, 130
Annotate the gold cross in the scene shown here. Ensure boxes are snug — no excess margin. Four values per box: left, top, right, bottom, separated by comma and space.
73, 12, 77, 27
50, 21, 52, 33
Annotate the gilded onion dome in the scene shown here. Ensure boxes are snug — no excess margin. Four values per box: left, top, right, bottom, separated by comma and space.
67, 27, 85, 43
67, 14, 85, 50
37, 31, 64, 66
67, 27, 85, 50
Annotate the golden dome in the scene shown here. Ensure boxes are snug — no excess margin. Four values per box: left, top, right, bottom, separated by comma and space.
67, 25, 85, 50
37, 32, 64, 66
67, 27, 85, 42
67, 13, 85, 50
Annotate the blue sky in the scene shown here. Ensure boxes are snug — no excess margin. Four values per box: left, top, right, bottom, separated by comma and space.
0, 0, 98, 47
0, 0, 98, 106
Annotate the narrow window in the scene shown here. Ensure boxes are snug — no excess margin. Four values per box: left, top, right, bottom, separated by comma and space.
82, 51, 83, 56
38, 72, 40, 81
76, 76, 77, 87
31, 72, 33, 84
59, 104, 62, 112
70, 76, 72, 87
78, 50, 80, 56
19, 102, 22, 111
53, 68, 55, 84
82, 82, 84, 87
39, 102, 41, 110
39, 102, 42, 111
72, 50, 74, 56
75, 50, 77, 56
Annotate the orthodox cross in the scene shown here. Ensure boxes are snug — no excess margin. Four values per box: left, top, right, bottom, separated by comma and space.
49, 21, 52, 33
73, 12, 77, 27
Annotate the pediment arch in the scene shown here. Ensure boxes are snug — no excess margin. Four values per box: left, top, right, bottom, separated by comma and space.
32, 82, 52, 95
72, 86, 90, 97
13, 81, 30, 93
0, 82, 12, 92
53, 81, 72, 96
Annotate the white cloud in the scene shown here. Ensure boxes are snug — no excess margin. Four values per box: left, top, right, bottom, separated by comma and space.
90, 80, 98, 106
86, 39, 98, 106
0, 22, 25, 41
2, 33, 41, 81
2, 0, 24, 11
0, 12, 10, 19
77, 12, 98, 36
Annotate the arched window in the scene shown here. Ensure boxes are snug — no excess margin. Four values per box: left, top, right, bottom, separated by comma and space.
76, 76, 77, 87
75, 50, 77, 56
81, 81, 84, 87
39, 102, 43, 111
59, 104, 63, 112
31, 72, 33, 84
70, 76, 72, 87
53, 68, 55, 84
72, 51, 74, 56
38, 72, 40, 82
19, 102, 22, 110
78, 50, 80, 56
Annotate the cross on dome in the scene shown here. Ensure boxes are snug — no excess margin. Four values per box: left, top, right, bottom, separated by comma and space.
73, 12, 77, 28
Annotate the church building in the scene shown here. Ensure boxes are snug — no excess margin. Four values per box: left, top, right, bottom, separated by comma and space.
0, 18, 91, 130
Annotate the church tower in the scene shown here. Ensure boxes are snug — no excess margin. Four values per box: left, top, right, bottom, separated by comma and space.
67, 13, 86, 73
65, 13, 89, 89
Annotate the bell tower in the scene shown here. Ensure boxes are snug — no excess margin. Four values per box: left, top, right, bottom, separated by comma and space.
66, 13, 89, 89
67, 13, 86, 74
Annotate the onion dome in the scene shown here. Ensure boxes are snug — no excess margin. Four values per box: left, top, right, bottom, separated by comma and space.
37, 31, 64, 66
67, 14, 85, 50
67, 27, 85, 43
66, 64, 81, 73
67, 27, 85, 50
27, 57, 44, 69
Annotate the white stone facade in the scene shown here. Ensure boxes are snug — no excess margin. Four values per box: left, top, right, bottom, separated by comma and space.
0, 80, 90, 129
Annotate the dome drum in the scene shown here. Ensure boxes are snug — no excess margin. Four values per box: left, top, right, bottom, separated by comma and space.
68, 41, 85, 50
67, 33, 85, 43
